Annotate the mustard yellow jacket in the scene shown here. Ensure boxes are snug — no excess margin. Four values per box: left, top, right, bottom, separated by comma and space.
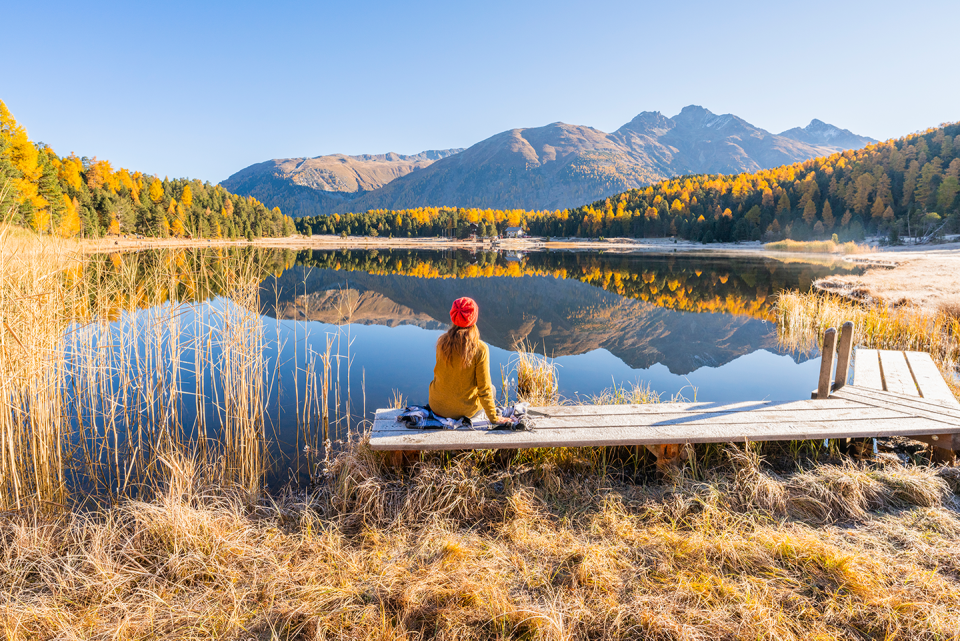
428, 341, 498, 422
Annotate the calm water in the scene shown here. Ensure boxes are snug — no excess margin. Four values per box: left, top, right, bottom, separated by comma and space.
77, 247, 861, 477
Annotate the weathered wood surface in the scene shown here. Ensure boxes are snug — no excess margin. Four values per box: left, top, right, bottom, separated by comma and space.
879, 350, 919, 396
854, 349, 883, 390
834, 322, 855, 390
370, 389, 960, 451
830, 386, 960, 424
370, 416, 955, 451
817, 328, 837, 399
904, 351, 957, 404
376, 406, 918, 432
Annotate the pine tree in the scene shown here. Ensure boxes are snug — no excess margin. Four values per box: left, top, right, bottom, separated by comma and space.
822, 201, 835, 229
777, 192, 791, 214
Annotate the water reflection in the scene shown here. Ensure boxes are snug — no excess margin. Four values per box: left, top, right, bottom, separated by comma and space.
262, 249, 858, 375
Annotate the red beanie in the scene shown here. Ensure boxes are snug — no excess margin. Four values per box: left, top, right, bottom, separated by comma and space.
450, 297, 478, 328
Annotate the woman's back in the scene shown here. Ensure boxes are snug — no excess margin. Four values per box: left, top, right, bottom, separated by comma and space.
428, 340, 496, 421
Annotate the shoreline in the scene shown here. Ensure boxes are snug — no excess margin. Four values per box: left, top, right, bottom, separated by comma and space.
78, 233, 960, 312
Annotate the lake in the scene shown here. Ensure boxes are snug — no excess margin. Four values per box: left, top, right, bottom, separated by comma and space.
63, 246, 861, 488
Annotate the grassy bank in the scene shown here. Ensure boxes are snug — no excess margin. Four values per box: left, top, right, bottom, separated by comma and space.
3, 444, 960, 639
764, 239, 874, 254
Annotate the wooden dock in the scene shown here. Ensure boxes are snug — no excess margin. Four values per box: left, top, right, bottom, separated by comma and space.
370, 323, 959, 466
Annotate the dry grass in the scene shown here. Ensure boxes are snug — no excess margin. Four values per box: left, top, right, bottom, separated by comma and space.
588, 380, 695, 406
3, 443, 960, 640
765, 239, 875, 254
0, 224, 81, 508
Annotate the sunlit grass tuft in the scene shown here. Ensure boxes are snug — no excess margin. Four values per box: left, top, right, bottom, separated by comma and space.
511, 340, 559, 405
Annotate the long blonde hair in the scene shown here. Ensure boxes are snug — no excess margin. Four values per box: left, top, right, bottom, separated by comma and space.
437, 324, 480, 369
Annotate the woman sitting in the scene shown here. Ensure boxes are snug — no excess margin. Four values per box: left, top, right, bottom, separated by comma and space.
429, 297, 510, 426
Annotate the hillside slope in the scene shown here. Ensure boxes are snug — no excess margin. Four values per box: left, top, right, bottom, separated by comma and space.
293, 121, 958, 245
221, 149, 463, 220
225, 106, 874, 216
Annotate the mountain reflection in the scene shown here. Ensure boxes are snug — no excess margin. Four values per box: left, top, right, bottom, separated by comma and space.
260, 249, 859, 375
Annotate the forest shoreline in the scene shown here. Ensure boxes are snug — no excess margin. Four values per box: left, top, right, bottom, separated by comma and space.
82, 233, 960, 311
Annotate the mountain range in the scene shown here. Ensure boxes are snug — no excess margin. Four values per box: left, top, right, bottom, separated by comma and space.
223, 106, 875, 217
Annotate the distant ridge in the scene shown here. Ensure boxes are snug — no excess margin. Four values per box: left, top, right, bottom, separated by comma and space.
778, 119, 876, 150
222, 106, 874, 217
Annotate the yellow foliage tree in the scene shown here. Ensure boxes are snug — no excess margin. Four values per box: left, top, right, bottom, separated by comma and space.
181, 184, 193, 208
57, 195, 83, 238
171, 217, 186, 237
31, 204, 51, 233
149, 178, 164, 204
59, 155, 84, 191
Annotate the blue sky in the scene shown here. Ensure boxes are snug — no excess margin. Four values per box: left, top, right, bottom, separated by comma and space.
2, 0, 958, 183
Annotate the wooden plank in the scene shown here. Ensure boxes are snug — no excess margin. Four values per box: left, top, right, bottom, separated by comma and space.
374, 399, 869, 429
903, 351, 959, 406
832, 387, 960, 426
525, 399, 866, 417
376, 406, 915, 433
368, 416, 956, 451
834, 385, 960, 416
834, 321, 855, 390
371, 400, 871, 433
818, 327, 837, 399
879, 350, 920, 396
854, 349, 882, 390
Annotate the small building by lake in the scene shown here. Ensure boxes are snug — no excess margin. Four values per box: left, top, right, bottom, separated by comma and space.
504, 227, 525, 238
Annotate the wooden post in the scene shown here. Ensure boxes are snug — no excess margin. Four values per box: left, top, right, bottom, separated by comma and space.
817, 327, 837, 399
388, 450, 418, 470
833, 321, 855, 391
644, 443, 691, 472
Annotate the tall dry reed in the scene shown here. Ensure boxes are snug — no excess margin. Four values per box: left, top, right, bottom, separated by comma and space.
0, 223, 78, 509
511, 341, 559, 406
0, 225, 353, 508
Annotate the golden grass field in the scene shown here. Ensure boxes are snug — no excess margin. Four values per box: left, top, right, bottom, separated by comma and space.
3, 443, 960, 640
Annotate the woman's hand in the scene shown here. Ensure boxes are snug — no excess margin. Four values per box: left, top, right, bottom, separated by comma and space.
495, 416, 514, 425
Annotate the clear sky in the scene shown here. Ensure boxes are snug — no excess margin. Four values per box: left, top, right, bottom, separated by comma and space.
2, 0, 957, 183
